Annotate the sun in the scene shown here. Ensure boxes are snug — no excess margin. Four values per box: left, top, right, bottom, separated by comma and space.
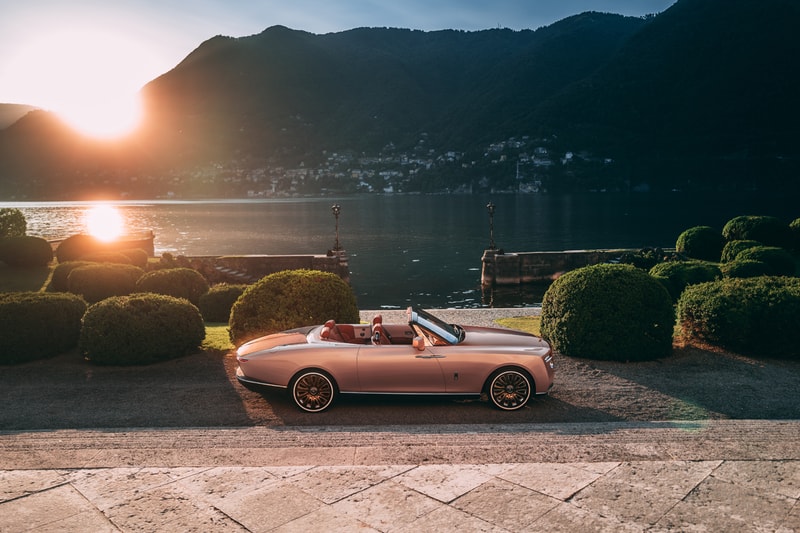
85, 205, 124, 242
9, 27, 151, 139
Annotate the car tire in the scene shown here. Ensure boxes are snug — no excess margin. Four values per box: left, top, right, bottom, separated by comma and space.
487, 368, 532, 411
291, 370, 336, 412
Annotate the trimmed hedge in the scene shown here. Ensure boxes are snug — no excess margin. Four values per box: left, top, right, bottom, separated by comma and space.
80, 293, 205, 365
677, 276, 800, 359
0, 292, 87, 364
735, 246, 796, 276
55, 234, 106, 263
540, 264, 674, 361
199, 283, 248, 322
79, 251, 132, 264
649, 260, 721, 302
675, 226, 724, 262
119, 248, 149, 268
722, 215, 792, 248
720, 259, 773, 279
0, 236, 53, 267
720, 239, 761, 263
67, 263, 145, 303
47, 261, 94, 292
229, 269, 359, 345
135, 267, 210, 305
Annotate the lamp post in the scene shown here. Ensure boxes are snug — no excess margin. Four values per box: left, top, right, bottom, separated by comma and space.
331, 204, 341, 251
486, 202, 496, 250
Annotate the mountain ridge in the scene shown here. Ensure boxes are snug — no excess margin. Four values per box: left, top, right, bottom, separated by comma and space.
1, 0, 797, 199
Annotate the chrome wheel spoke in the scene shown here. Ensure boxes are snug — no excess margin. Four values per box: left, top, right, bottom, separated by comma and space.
293, 372, 334, 412
490, 371, 530, 410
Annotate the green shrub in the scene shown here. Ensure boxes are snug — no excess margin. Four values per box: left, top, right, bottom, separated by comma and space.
0, 208, 26, 238
649, 260, 721, 301
55, 234, 105, 263
47, 261, 94, 292
80, 293, 205, 365
540, 264, 674, 361
135, 267, 210, 305
735, 246, 796, 276
0, 292, 86, 364
616, 247, 669, 270
722, 215, 792, 248
0, 236, 53, 267
677, 277, 800, 359
199, 283, 248, 322
720, 259, 773, 279
675, 226, 724, 262
67, 263, 144, 303
119, 248, 149, 268
229, 269, 359, 345
790, 218, 800, 251
79, 251, 132, 264
720, 239, 761, 263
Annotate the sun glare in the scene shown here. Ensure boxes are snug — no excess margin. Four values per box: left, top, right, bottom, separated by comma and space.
10, 28, 151, 139
85, 205, 124, 242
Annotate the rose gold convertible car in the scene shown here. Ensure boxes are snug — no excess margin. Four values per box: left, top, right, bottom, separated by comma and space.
236, 307, 554, 412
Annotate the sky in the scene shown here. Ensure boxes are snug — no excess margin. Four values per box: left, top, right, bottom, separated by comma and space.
0, 0, 676, 137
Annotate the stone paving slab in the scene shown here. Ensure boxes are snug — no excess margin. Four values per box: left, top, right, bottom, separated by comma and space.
2, 461, 799, 531
1, 421, 799, 532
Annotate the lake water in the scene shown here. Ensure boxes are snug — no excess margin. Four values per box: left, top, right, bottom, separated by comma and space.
4, 192, 797, 309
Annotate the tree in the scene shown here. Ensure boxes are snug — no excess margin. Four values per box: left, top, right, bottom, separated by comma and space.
0, 208, 26, 238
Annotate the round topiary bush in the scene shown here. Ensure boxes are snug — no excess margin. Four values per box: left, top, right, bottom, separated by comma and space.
67, 263, 145, 303
720, 259, 773, 279
649, 260, 721, 302
540, 264, 674, 361
720, 239, 761, 263
47, 261, 94, 292
135, 267, 210, 305
55, 234, 106, 263
119, 248, 149, 268
0, 208, 26, 238
79, 251, 132, 264
229, 269, 359, 345
675, 226, 724, 262
722, 215, 792, 248
735, 246, 796, 276
677, 276, 800, 359
199, 283, 248, 322
80, 293, 205, 365
0, 292, 87, 364
0, 236, 53, 267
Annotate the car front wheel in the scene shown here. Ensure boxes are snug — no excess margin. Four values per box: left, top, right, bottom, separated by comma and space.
291, 371, 336, 412
488, 369, 532, 411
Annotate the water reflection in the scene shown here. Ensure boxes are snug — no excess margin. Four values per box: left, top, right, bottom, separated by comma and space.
4, 192, 797, 309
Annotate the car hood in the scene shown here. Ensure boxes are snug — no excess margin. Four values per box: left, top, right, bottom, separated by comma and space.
237, 331, 310, 357
461, 326, 547, 347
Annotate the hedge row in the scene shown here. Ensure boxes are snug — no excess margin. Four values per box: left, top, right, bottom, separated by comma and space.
677, 277, 800, 359
0, 292, 87, 364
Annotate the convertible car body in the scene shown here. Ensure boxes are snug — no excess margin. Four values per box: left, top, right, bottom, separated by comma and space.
236, 307, 554, 412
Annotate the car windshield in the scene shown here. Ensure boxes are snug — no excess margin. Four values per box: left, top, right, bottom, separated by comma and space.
408, 307, 463, 344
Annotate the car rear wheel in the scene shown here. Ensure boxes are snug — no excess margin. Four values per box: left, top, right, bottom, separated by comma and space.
291, 371, 336, 412
487, 369, 532, 411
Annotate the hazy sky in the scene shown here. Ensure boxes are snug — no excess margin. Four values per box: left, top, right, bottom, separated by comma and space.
0, 0, 676, 136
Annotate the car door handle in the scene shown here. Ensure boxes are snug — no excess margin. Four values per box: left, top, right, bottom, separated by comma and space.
415, 355, 444, 359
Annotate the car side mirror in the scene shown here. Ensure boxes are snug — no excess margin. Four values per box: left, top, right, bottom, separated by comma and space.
413, 336, 425, 351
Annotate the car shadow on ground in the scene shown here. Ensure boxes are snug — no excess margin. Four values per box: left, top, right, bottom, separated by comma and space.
0, 349, 253, 430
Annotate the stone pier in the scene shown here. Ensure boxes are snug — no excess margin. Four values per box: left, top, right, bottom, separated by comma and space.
481, 248, 631, 287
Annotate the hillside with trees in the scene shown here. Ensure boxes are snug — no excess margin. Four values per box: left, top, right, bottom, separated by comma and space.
0, 0, 797, 199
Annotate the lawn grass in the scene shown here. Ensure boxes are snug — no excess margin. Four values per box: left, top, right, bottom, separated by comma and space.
495, 315, 541, 336
203, 323, 234, 352
0, 264, 53, 292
